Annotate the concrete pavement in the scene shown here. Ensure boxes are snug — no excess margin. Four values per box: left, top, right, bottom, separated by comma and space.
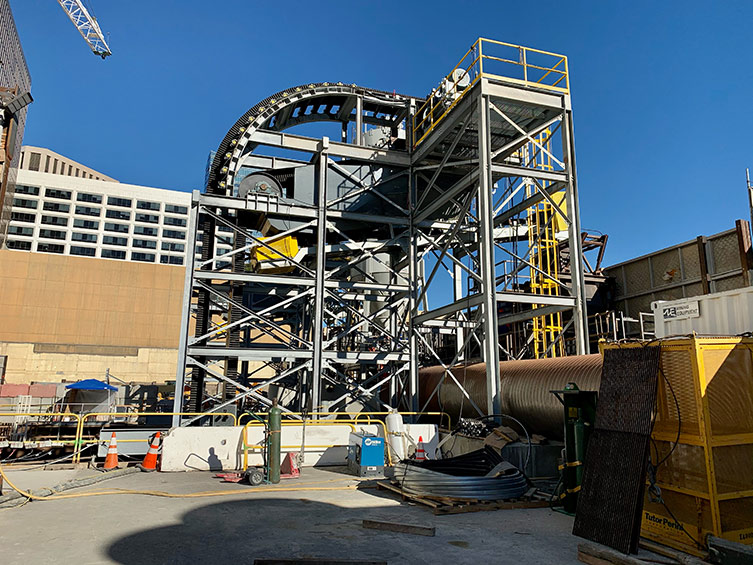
0, 467, 582, 564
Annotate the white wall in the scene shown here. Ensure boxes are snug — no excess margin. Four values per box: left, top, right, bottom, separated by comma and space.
160, 423, 438, 472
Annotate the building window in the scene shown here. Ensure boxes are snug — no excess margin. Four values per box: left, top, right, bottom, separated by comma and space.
163, 229, 185, 240
7, 240, 32, 250
8, 226, 33, 236
160, 255, 184, 265
133, 239, 157, 249
41, 215, 68, 227
39, 229, 66, 240
73, 219, 99, 230
75, 205, 100, 217
70, 246, 96, 257
161, 241, 185, 252
106, 209, 130, 220
45, 188, 72, 200
107, 196, 132, 208
77, 193, 102, 204
102, 235, 127, 246
13, 197, 37, 209
72, 232, 97, 243
164, 216, 187, 227
28, 152, 41, 171
45, 155, 51, 173
135, 213, 159, 224
37, 243, 64, 254
101, 249, 126, 260
11, 212, 35, 223
134, 225, 158, 236
14, 185, 39, 196
132, 252, 155, 263
165, 204, 188, 215
43, 201, 70, 213
217, 225, 233, 233
137, 200, 160, 211
53, 159, 58, 174
104, 222, 129, 233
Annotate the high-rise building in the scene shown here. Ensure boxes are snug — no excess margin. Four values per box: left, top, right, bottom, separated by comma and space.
0, 0, 32, 248
6, 146, 236, 266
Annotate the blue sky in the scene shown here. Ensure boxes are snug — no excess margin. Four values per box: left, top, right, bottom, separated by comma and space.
11, 1, 753, 265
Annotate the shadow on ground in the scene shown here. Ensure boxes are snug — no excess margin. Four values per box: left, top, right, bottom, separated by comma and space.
106, 498, 436, 564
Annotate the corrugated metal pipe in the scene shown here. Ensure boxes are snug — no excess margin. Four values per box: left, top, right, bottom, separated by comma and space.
419, 355, 603, 440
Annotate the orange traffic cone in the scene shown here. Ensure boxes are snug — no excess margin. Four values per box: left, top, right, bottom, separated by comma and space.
103, 432, 119, 470
415, 436, 426, 461
139, 431, 161, 472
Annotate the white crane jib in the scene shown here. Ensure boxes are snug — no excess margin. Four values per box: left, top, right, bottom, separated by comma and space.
56, 0, 111, 58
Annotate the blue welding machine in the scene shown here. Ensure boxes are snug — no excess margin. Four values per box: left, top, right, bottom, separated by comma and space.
347, 432, 385, 477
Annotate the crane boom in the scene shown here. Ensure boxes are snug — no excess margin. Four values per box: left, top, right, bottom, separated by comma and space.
56, 0, 111, 58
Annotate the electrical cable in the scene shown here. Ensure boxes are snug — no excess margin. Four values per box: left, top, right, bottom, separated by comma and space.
638, 339, 704, 549
0, 460, 360, 504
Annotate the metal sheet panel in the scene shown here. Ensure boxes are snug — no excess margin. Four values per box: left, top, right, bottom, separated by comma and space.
573, 346, 660, 554
652, 285, 753, 337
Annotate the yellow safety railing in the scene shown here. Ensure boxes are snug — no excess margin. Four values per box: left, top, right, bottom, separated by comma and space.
237, 411, 451, 431
241, 417, 395, 471
72, 411, 238, 462
242, 420, 359, 472
0, 412, 82, 448
412, 37, 569, 147
4, 409, 445, 467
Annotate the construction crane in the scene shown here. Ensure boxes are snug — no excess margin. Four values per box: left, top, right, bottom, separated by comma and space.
56, 0, 111, 58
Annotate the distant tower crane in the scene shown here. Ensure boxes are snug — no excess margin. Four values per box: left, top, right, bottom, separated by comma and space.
56, 0, 111, 58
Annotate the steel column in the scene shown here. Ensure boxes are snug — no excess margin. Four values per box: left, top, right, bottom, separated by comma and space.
477, 95, 501, 414
562, 110, 589, 354
310, 139, 329, 414
172, 191, 200, 427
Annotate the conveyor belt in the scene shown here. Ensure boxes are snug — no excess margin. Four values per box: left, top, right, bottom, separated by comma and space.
207, 83, 420, 195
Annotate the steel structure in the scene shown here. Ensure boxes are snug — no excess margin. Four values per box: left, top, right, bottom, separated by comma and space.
173, 38, 588, 426
56, 0, 111, 58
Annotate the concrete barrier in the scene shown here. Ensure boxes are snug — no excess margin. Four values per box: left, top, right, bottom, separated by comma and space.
160, 423, 439, 472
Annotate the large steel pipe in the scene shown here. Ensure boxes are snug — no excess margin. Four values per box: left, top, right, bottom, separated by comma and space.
419, 355, 603, 439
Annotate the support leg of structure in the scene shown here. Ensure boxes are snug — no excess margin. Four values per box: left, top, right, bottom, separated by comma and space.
172, 190, 200, 427
562, 111, 589, 354
310, 138, 329, 415
408, 171, 419, 413
477, 95, 501, 415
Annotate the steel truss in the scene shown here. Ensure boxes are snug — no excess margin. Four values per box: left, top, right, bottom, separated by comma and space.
174, 53, 588, 425
410, 78, 588, 416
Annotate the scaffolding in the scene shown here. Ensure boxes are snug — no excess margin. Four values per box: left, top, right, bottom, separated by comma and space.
173, 38, 588, 425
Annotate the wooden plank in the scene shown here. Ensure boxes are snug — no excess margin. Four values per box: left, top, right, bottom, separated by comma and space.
254, 557, 387, 565
433, 499, 549, 515
577, 543, 651, 565
375, 481, 443, 509
362, 519, 435, 537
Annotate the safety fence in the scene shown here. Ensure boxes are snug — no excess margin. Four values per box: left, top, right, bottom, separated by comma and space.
412, 37, 569, 147
0, 409, 449, 466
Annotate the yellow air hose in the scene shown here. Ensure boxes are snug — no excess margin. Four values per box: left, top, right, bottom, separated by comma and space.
0, 461, 359, 502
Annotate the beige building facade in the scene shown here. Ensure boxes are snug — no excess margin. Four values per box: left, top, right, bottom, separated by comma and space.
0, 248, 185, 384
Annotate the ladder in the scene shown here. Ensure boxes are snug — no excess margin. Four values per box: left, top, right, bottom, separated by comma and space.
526, 130, 564, 358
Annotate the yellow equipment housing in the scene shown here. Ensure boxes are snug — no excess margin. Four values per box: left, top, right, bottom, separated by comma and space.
601, 337, 753, 556
253, 236, 299, 274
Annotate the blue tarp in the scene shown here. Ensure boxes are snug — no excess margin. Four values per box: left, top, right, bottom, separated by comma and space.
65, 379, 117, 391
